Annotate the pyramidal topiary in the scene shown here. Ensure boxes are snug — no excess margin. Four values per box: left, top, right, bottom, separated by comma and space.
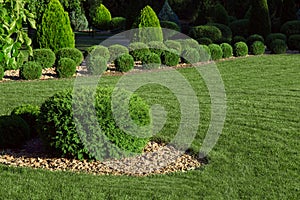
158, 0, 180, 26
37, 0, 75, 53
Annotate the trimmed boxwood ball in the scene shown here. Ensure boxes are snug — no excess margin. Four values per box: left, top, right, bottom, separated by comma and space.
181, 48, 200, 64
177, 39, 199, 52
86, 55, 108, 75
86, 45, 110, 61
161, 49, 180, 66
114, 54, 134, 72
208, 23, 232, 43
32, 48, 56, 69
232, 36, 247, 45
0, 66, 4, 80
148, 41, 168, 57
270, 39, 287, 54
56, 58, 77, 78
234, 42, 248, 57
56, 48, 84, 66
20, 61, 42, 80
247, 34, 265, 47
160, 21, 180, 32
110, 17, 126, 31
287, 34, 300, 51
229, 19, 249, 38
197, 37, 213, 45
280, 20, 300, 37
266, 33, 287, 49
220, 43, 233, 58
197, 45, 211, 62
189, 25, 222, 43
208, 44, 223, 60
164, 40, 182, 55
39, 87, 151, 160
108, 44, 129, 63
128, 42, 150, 61
250, 41, 265, 55
142, 53, 161, 69
0, 115, 30, 148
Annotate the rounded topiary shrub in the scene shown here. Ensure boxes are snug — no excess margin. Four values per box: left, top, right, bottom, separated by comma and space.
197, 37, 213, 45
86, 45, 110, 61
208, 44, 223, 60
114, 54, 134, 72
160, 21, 180, 32
287, 34, 300, 51
110, 17, 126, 31
20, 61, 42, 80
0, 66, 4, 80
11, 104, 40, 138
197, 45, 211, 62
32, 49, 56, 69
164, 40, 182, 55
280, 20, 300, 37
266, 33, 287, 49
247, 34, 265, 47
234, 42, 248, 57
142, 53, 161, 69
39, 87, 151, 160
128, 42, 150, 61
232, 36, 247, 45
56, 48, 84, 66
90, 3, 111, 30
148, 41, 168, 57
208, 23, 232, 43
56, 58, 77, 78
270, 39, 287, 54
86, 56, 108, 75
220, 43, 233, 58
178, 39, 199, 52
181, 48, 200, 64
229, 19, 249, 38
0, 115, 30, 148
189, 25, 222, 43
250, 41, 265, 55
108, 44, 129, 63
161, 49, 180, 66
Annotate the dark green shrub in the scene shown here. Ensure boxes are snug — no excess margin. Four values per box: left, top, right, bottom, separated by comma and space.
208, 23, 233, 44
270, 39, 287, 54
287, 34, 300, 51
161, 49, 180, 66
244, 6, 252, 19
39, 87, 150, 160
11, 104, 40, 138
142, 53, 161, 69
56, 48, 83, 66
197, 45, 211, 62
128, 42, 150, 61
0, 67, 4, 80
148, 41, 168, 57
280, 20, 300, 37
266, 33, 287, 49
189, 25, 222, 43
197, 37, 213, 45
86, 55, 108, 75
232, 36, 247, 45
164, 40, 182, 55
220, 43, 233, 58
280, 0, 297, 25
56, 58, 77, 78
114, 54, 134, 72
37, 0, 75, 53
70, 7, 89, 31
20, 61, 42, 80
32, 49, 56, 69
90, 3, 111, 30
250, 41, 266, 55
160, 21, 180, 32
211, 3, 229, 25
158, 0, 180, 26
0, 115, 30, 148
208, 44, 223, 60
110, 17, 126, 31
108, 44, 129, 63
177, 39, 199, 52
249, 0, 271, 38
234, 42, 248, 57
247, 34, 265, 47
181, 48, 200, 64
86, 45, 110, 61
229, 19, 249, 38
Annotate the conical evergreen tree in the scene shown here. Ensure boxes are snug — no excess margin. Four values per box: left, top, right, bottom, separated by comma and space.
158, 0, 180, 26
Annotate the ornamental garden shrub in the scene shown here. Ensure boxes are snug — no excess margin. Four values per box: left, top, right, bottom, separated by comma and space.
161, 49, 180, 66
280, 0, 297, 25
19, 61, 42, 80
128, 42, 151, 61
148, 41, 168, 57
114, 54, 134, 72
0, 115, 30, 148
229, 19, 249, 38
234, 42, 248, 57
232, 36, 247, 45
211, 3, 229, 25
208, 44, 223, 60
39, 87, 151, 160
197, 37, 213, 45
160, 21, 180, 32
11, 104, 40, 138
189, 25, 222, 43
247, 34, 265, 47
280, 20, 300, 37
70, 7, 89, 31
86, 56, 108, 75
110, 17, 126, 31
266, 33, 287, 49
142, 53, 161, 69
56, 48, 83, 66
158, 0, 180, 26
270, 39, 287, 54
197, 45, 211, 62
220, 43, 233, 58
86, 45, 110, 61
108, 44, 129, 63
90, 3, 111, 30
250, 41, 266, 55
208, 23, 233, 44
178, 39, 199, 52
181, 48, 200, 64
32, 49, 56, 69
37, 0, 75, 53
287, 34, 300, 51
0, 67, 4, 80
164, 40, 182, 55
56, 58, 77, 78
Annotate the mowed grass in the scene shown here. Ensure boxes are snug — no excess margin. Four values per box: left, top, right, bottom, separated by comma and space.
0, 54, 299, 199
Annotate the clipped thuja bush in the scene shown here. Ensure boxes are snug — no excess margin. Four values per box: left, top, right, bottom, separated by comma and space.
220, 43, 233, 58
189, 25, 222, 43
208, 23, 233, 44
234, 42, 248, 57
266, 33, 287, 49
247, 34, 265, 47
158, 0, 180, 26
114, 54, 134, 72
196, 45, 211, 62
178, 39, 199, 53
160, 21, 180, 32
128, 42, 150, 61
270, 39, 287, 54
250, 41, 265, 55
56, 48, 83, 66
110, 17, 126, 31
181, 48, 200, 64
86, 45, 110, 61
197, 37, 213, 45
164, 40, 182, 55
70, 7, 89, 31
90, 3, 111, 30
148, 41, 168, 57
11, 104, 40, 138
0, 66, 4, 80
108, 44, 129, 63
208, 44, 223, 60
287, 34, 300, 51
32, 49, 56, 69
232, 36, 247, 45
211, 3, 229, 25
20, 61, 42, 80
0, 115, 30, 148
229, 19, 249, 38
280, 20, 300, 37
161, 49, 180, 67
39, 87, 151, 160
142, 53, 161, 70
86, 55, 108, 75
56, 58, 77, 78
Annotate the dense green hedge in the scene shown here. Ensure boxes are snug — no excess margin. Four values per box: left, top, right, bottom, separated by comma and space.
265, 33, 287, 49
164, 40, 182, 55
208, 23, 232, 43
56, 48, 83, 66
287, 34, 300, 51
280, 20, 300, 37
161, 49, 180, 66
114, 54, 134, 72
32, 49, 56, 69
270, 39, 287, 54
128, 42, 150, 61
189, 25, 222, 43
148, 41, 168, 57
108, 44, 129, 63
19, 61, 42, 80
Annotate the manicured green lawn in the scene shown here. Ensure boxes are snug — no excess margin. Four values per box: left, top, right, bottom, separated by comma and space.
0, 54, 299, 199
